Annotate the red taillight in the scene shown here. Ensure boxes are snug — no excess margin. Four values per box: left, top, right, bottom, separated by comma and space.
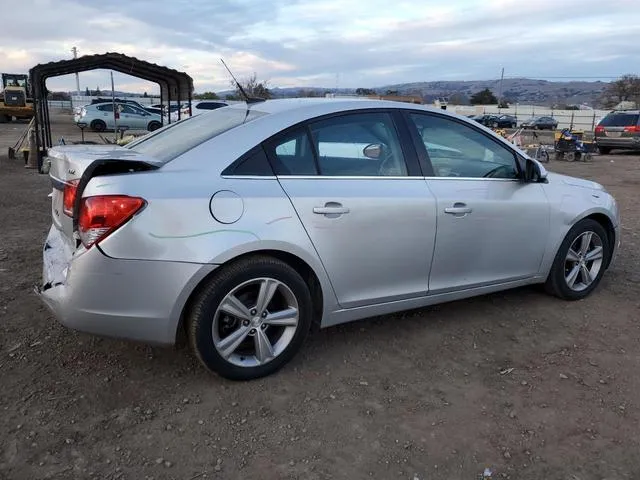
78, 195, 146, 248
594, 125, 605, 134
62, 179, 79, 216
623, 125, 640, 133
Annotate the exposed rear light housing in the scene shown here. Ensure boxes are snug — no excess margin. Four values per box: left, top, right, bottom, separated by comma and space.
62, 179, 79, 216
78, 195, 146, 248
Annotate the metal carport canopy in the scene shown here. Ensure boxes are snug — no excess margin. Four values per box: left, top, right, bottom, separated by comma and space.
29, 52, 194, 169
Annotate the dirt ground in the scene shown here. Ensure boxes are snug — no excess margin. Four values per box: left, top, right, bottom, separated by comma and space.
1, 112, 640, 480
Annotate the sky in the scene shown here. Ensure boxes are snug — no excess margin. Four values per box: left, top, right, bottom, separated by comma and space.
1, 0, 638, 94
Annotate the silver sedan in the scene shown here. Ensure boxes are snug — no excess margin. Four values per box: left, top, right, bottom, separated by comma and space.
38, 99, 620, 380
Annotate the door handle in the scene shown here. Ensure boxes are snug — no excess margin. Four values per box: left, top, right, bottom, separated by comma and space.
444, 203, 472, 215
313, 203, 350, 215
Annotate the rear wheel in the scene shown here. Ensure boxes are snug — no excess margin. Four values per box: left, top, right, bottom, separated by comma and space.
598, 146, 611, 155
90, 119, 106, 132
147, 121, 162, 131
545, 219, 609, 300
188, 256, 313, 380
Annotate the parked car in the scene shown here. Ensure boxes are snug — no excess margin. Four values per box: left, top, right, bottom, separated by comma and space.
594, 110, 640, 154
74, 102, 163, 132
40, 99, 620, 380
470, 114, 498, 126
493, 114, 517, 128
189, 100, 229, 116
90, 98, 156, 114
470, 114, 517, 128
521, 116, 558, 130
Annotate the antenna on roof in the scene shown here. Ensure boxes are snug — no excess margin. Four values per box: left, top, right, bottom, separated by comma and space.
220, 58, 264, 105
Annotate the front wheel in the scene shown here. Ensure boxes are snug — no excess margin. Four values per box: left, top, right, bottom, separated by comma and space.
187, 256, 313, 380
545, 219, 609, 300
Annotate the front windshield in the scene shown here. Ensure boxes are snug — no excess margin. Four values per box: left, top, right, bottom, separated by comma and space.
126, 106, 268, 164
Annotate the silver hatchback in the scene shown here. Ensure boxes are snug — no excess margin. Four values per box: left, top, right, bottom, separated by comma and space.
38, 99, 620, 380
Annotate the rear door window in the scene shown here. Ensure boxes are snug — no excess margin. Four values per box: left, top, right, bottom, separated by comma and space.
309, 112, 409, 176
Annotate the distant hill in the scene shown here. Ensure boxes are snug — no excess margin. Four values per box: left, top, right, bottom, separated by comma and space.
218, 78, 611, 106
380, 78, 610, 106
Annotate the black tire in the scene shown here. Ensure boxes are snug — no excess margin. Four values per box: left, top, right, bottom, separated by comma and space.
598, 146, 611, 155
147, 121, 162, 131
187, 256, 313, 381
90, 120, 106, 132
544, 219, 610, 301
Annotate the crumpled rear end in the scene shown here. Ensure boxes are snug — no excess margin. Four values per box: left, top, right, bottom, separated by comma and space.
36, 224, 217, 346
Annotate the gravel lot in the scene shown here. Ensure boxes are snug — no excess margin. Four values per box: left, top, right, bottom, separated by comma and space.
1, 113, 640, 480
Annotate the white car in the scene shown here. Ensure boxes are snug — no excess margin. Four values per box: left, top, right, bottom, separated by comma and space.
74, 102, 163, 132
188, 100, 228, 117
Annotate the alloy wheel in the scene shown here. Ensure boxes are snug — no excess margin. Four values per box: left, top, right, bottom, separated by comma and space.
212, 278, 299, 367
564, 231, 604, 292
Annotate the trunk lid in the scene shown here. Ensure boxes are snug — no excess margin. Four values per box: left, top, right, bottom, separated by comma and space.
46, 144, 161, 246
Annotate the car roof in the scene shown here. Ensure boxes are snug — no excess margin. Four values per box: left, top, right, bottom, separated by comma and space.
162, 97, 530, 173
224, 97, 465, 119
606, 110, 640, 114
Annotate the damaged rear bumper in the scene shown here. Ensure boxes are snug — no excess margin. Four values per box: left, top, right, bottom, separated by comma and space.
36, 225, 216, 346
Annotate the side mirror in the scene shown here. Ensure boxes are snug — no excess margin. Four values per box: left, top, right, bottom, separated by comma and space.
525, 157, 547, 182
363, 143, 383, 159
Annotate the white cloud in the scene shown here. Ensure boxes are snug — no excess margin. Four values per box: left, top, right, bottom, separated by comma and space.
1, 0, 638, 93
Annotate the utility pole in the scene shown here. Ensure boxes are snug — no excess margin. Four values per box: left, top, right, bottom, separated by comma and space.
71, 47, 80, 95
498, 67, 505, 110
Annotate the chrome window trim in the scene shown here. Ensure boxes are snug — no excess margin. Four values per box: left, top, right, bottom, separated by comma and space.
221, 174, 521, 182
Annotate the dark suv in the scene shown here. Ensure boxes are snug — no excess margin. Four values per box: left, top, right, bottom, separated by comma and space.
594, 110, 640, 154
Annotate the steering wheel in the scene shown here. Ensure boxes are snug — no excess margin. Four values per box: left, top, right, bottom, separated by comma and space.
483, 164, 513, 178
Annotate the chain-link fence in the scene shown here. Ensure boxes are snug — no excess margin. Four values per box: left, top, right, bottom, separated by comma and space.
447, 104, 611, 131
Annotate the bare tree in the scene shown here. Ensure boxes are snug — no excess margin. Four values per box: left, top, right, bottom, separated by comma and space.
231, 72, 272, 100
601, 74, 640, 108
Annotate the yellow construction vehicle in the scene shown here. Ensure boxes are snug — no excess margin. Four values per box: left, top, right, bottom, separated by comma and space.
0, 73, 34, 122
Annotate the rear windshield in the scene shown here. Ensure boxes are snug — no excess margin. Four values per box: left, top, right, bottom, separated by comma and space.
599, 113, 640, 127
126, 106, 268, 164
